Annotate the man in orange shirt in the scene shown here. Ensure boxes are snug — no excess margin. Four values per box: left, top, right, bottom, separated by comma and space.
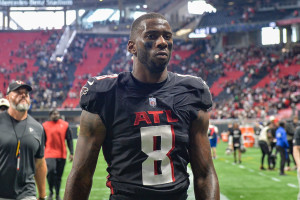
43, 109, 74, 200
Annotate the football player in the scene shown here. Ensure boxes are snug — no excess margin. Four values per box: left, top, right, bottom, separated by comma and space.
64, 12, 219, 200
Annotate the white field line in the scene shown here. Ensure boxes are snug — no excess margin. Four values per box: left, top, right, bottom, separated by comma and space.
287, 183, 297, 188
258, 172, 266, 176
271, 177, 280, 182
223, 157, 298, 191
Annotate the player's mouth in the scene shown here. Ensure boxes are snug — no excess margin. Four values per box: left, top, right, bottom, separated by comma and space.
19, 98, 28, 104
155, 51, 168, 59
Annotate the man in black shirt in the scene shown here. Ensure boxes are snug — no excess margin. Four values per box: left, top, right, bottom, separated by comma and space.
0, 81, 47, 200
64, 12, 219, 200
229, 123, 243, 164
286, 116, 299, 170
293, 126, 300, 200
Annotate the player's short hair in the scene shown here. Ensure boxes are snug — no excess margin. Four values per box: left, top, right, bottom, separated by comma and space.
49, 108, 58, 116
279, 121, 285, 128
130, 12, 167, 40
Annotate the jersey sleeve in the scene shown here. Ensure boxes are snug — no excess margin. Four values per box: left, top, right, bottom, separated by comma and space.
35, 129, 45, 159
177, 75, 213, 120
80, 75, 118, 114
187, 76, 212, 110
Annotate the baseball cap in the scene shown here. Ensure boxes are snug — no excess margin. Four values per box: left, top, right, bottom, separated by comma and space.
7, 80, 32, 94
0, 98, 9, 108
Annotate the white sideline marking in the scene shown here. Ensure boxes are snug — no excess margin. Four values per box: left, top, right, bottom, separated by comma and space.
287, 183, 297, 188
239, 165, 245, 169
271, 177, 280, 182
248, 169, 254, 172
259, 172, 266, 176
225, 160, 229, 163
187, 167, 229, 200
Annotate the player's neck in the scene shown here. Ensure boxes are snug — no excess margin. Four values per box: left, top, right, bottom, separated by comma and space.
7, 108, 28, 121
132, 65, 168, 84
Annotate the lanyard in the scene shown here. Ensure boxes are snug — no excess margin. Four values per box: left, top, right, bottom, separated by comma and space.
9, 116, 27, 157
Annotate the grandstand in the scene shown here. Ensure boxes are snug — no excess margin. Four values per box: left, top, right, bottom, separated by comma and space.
0, 0, 299, 121
0, 0, 299, 124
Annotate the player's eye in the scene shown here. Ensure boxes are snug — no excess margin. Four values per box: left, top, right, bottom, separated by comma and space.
146, 34, 155, 39
164, 35, 172, 40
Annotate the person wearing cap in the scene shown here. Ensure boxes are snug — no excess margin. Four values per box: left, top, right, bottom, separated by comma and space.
0, 98, 9, 113
0, 80, 47, 200
43, 109, 74, 200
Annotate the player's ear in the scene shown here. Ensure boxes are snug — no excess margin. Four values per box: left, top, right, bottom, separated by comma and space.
127, 40, 136, 55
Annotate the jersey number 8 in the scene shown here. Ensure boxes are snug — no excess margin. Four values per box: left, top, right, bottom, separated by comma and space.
140, 125, 175, 185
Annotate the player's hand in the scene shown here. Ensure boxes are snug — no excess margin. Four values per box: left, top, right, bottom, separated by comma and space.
69, 154, 74, 162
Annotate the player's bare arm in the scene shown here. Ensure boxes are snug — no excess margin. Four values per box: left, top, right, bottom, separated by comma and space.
64, 110, 106, 200
293, 145, 300, 171
189, 110, 220, 200
34, 157, 47, 199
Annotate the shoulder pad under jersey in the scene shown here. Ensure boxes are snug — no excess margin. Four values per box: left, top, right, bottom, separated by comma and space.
174, 73, 213, 111
80, 74, 118, 114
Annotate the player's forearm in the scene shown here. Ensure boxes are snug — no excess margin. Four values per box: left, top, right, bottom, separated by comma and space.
64, 170, 93, 200
293, 146, 300, 168
34, 158, 47, 198
194, 169, 220, 200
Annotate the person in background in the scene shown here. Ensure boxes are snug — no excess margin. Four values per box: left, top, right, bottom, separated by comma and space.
286, 116, 299, 170
208, 123, 219, 159
0, 98, 9, 113
0, 80, 47, 200
276, 121, 289, 176
258, 122, 272, 170
229, 122, 243, 164
64, 12, 219, 200
253, 122, 263, 148
43, 109, 74, 200
269, 116, 278, 156
293, 126, 300, 200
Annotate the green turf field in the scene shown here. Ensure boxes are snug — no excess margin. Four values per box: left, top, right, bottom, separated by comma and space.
57, 140, 298, 200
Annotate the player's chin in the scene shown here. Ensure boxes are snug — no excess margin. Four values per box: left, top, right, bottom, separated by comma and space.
156, 57, 170, 66
149, 63, 168, 73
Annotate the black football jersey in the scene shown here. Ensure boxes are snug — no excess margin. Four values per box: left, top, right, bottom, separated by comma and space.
229, 128, 242, 146
80, 71, 212, 196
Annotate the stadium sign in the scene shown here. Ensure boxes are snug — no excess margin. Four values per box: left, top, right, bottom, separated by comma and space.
0, 0, 72, 6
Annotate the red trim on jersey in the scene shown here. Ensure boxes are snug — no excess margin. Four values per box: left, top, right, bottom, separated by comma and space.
106, 175, 114, 195
167, 125, 176, 182
153, 136, 157, 151
154, 160, 159, 175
